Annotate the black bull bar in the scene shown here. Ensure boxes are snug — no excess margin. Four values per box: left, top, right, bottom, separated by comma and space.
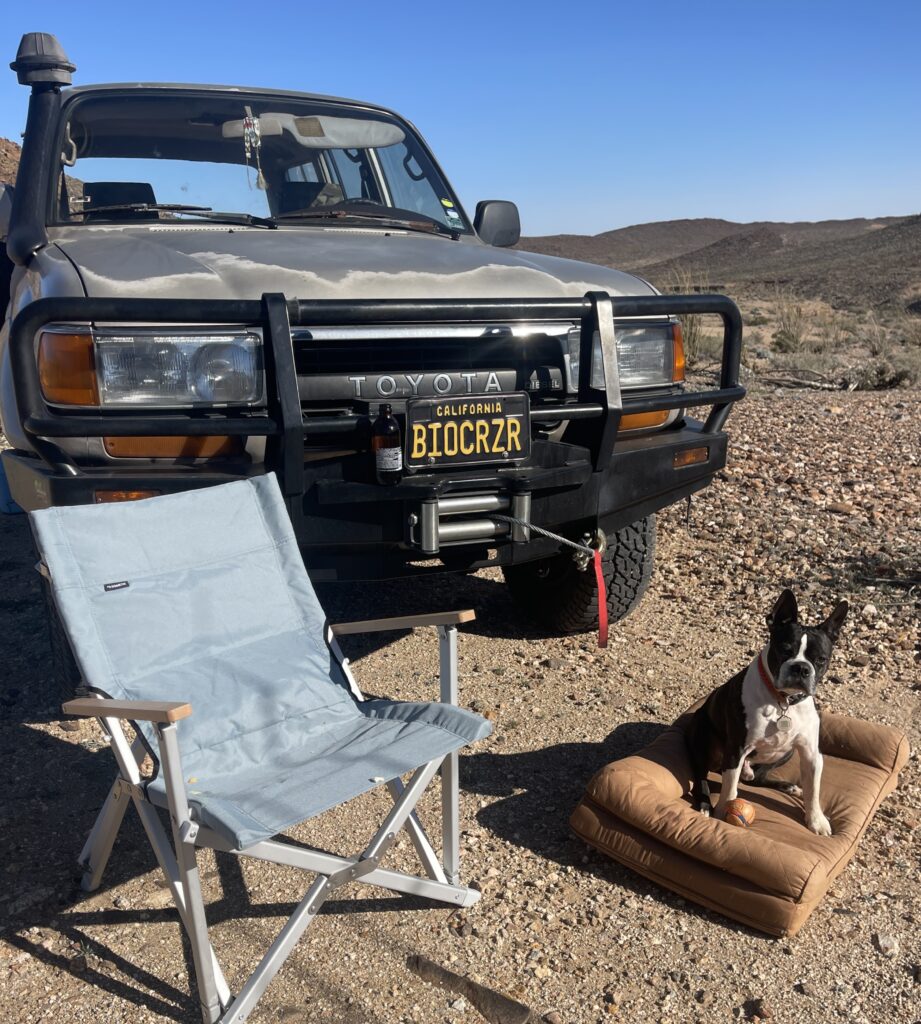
10, 291, 744, 504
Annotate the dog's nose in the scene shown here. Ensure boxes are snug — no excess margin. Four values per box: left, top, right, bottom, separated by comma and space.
788, 661, 810, 678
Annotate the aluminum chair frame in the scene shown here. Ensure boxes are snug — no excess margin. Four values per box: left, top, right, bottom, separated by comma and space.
61, 613, 479, 1024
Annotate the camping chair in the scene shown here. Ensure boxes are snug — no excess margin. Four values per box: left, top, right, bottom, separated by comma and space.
31, 474, 491, 1024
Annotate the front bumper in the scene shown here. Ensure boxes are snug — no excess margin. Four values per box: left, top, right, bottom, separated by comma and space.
7, 291, 743, 579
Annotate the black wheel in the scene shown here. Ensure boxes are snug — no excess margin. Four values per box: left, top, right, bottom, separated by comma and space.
503, 515, 656, 634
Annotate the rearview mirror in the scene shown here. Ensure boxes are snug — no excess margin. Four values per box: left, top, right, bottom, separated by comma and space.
474, 200, 520, 247
0, 184, 13, 241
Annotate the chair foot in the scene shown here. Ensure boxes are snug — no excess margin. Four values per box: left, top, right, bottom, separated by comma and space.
79, 871, 99, 893
459, 886, 481, 908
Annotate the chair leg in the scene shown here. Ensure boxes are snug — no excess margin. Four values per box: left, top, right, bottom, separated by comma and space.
78, 732, 147, 891
133, 799, 232, 1008
438, 625, 461, 885
386, 778, 447, 883
78, 780, 130, 892
158, 724, 224, 1024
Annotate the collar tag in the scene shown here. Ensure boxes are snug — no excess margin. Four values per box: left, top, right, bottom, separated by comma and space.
103, 581, 130, 592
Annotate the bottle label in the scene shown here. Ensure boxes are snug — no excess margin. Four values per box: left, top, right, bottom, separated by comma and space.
376, 446, 403, 472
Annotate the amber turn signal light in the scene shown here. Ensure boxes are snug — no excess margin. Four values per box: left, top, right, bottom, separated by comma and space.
673, 446, 709, 468
103, 436, 243, 458
94, 490, 160, 503
619, 410, 670, 431
38, 332, 99, 406
672, 323, 686, 382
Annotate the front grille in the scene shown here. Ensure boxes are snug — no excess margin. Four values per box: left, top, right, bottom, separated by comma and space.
294, 334, 562, 375
293, 331, 568, 407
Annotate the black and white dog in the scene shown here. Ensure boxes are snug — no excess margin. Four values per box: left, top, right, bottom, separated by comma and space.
685, 589, 848, 835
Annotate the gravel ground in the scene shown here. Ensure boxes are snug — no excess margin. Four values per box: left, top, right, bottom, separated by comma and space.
0, 386, 918, 1024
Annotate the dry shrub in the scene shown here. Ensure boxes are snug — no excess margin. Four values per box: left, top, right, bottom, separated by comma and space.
669, 265, 705, 365
808, 311, 848, 354
771, 286, 806, 352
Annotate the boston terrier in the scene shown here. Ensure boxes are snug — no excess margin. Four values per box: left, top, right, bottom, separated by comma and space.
685, 589, 848, 835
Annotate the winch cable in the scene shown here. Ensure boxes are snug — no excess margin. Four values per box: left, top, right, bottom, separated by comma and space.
487, 514, 608, 648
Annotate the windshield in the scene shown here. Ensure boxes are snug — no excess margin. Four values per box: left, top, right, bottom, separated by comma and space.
53, 92, 470, 234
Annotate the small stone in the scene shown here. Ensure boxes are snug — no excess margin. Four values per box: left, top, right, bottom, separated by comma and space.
69, 953, 87, 973
542, 657, 565, 671
827, 501, 855, 514
113, 895, 131, 910
874, 933, 899, 957
542, 1014, 563, 1024
58, 719, 81, 732
849, 654, 871, 668
751, 997, 773, 1019
449, 997, 467, 1010
794, 982, 816, 997
860, 603, 879, 620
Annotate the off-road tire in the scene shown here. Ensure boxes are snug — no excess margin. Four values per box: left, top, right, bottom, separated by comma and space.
503, 515, 656, 634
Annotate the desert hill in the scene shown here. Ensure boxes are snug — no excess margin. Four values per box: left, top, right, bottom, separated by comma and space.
521, 214, 919, 312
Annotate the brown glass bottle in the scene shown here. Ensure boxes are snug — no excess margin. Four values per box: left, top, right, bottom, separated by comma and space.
371, 403, 403, 485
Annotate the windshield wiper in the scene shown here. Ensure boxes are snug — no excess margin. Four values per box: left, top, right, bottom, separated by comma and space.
274, 208, 460, 239
75, 203, 277, 228
77, 202, 213, 215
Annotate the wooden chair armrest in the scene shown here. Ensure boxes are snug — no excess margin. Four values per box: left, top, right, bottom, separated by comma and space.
62, 698, 192, 723
331, 609, 475, 637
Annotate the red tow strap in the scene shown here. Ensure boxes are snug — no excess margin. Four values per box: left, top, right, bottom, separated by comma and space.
593, 548, 608, 648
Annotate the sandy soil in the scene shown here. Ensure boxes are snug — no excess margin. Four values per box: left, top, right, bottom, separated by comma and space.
0, 386, 918, 1024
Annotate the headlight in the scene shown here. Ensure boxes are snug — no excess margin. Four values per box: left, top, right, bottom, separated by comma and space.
39, 329, 264, 407
97, 333, 263, 406
567, 322, 684, 390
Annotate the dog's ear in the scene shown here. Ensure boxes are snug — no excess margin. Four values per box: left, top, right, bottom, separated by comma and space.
821, 600, 849, 641
767, 589, 798, 628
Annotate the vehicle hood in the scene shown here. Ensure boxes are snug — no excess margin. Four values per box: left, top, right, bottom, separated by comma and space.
49, 224, 654, 302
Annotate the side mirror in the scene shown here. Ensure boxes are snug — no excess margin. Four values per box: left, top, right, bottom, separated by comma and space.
0, 184, 13, 241
474, 200, 520, 247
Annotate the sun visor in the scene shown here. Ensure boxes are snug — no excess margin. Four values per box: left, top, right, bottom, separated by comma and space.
222, 113, 404, 149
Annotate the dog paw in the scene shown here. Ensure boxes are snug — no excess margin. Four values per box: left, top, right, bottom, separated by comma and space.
781, 783, 803, 797
696, 802, 711, 817
807, 813, 833, 836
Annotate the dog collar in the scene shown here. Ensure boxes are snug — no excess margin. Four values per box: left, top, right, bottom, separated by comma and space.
758, 653, 809, 709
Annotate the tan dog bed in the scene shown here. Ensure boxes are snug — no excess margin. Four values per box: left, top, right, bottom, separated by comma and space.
570, 710, 908, 936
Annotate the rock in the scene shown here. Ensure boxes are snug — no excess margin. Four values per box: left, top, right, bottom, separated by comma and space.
449, 997, 467, 1010
113, 895, 131, 910
542, 1014, 563, 1024
827, 501, 855, 514
874, 933, 899, 957
542, 657, 565, 671
750, 997, 773, 1019
849, 654, 871, 668
860, 603, 879, 620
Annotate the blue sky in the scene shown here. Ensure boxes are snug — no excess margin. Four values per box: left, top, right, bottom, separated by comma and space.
3, 1, 919, 235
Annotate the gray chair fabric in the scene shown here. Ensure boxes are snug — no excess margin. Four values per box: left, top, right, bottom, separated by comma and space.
31, 475, 490, 850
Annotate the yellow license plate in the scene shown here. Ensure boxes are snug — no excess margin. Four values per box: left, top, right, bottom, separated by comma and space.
405, 393, 531, 469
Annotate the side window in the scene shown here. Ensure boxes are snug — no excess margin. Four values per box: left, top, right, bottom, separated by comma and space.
376, 142, 450, 224
285, 161, 321, 183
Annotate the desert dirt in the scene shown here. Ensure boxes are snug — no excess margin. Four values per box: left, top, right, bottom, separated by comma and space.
0, 385, 918, 1024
